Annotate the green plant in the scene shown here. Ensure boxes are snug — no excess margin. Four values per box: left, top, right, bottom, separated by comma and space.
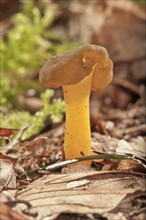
1, 0, 55, 75
0, 72, 19, 110
0, 89, 65, 141
0, 0, 77, 111
135, 0, 146, 6
0, 71, 42, 111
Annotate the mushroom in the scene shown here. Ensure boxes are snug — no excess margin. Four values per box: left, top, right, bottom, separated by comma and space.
39, 44, 113, 165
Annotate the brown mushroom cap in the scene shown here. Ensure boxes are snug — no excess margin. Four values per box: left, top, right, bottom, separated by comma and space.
39, 44, 113, 90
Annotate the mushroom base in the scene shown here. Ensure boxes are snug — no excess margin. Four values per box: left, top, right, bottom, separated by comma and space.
63, 73, 93, 165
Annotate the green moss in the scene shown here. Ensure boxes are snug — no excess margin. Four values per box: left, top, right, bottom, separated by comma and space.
135, 0, 146, 6
1, 89, 65, 141
0, 0, 77, 111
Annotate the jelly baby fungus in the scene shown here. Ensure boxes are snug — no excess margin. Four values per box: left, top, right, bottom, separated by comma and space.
39, 44, 113, 165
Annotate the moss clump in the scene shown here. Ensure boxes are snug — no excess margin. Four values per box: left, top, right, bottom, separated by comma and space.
1, 89, 65, 141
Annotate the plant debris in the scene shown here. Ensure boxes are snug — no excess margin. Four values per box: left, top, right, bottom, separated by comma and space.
0, 0, 146, 219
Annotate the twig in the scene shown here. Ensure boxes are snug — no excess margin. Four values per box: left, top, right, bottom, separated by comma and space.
1, 164, 14, 192
4, 123, 28, 153
112, 77, 141, 95
114, 55, 145, 64
129, 207, 146, 218
108, 0, 146, 20
124, 124, 146, 135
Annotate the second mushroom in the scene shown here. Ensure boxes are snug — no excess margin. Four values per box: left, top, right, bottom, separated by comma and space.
39, 44, 113, 164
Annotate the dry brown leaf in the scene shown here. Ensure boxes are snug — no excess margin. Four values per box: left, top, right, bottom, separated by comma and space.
117, 138, 146, 158
0, 128, 19, 137
15, 172, 145, 220
0, 203, 29, 220
0, 159, 17, 202
117, 160, 146, 173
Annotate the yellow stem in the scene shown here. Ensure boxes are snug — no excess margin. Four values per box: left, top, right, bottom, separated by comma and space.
63, 73, 93, 163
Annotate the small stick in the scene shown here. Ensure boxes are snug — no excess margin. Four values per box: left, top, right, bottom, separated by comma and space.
112, 77, 140, 95
124, 124, 146, 135
3, 123, 28, 153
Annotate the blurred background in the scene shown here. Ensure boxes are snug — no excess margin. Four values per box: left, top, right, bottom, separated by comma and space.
0, 0, 145, 141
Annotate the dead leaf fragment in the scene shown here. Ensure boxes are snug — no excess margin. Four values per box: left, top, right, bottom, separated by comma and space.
0, 128, 19, 137
103, 212, 127, 220
116, 137, 146, 158
66, 179, 90, 189
117, 160, 146, 173
0, 203, 29, 220
15, 172, 145, 220
0, 159, 17, 202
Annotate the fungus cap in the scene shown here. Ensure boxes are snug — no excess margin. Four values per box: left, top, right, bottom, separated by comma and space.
39, 44, 113, 90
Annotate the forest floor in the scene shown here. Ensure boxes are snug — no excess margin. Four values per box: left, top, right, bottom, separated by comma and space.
0, 97, 146, 220
0, 0, 146, 220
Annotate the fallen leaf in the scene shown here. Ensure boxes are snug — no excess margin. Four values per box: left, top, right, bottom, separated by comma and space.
103, 212, 127, 220
0, 159, 17, 202
0, 203, 29, 220
116, 138, 146, 157
117, 160, 146, 172
0, 128, 19, 137
15, 172, 145, 220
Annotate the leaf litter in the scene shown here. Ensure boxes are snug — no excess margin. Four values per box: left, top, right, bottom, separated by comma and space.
0, 122, 145, 220
0, 99, 146, 220
0, 98, 146, 220
1, 1, 146, 219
